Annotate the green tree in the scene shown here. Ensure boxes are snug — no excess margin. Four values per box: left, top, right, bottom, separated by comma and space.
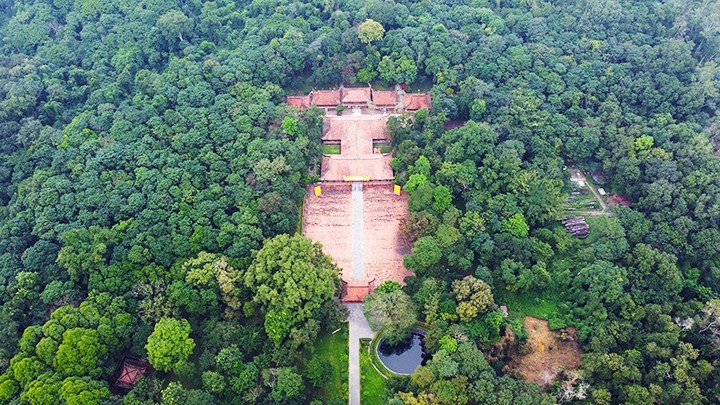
357, 19, 385, 44
406, 236, 442, 271
145, 318, 195, 373
364, 288, 417, 345
157, 11, 193, 42
54, 328, 106, 377
270, 368, 304, 403
452, 276, 494, 322
244, 234, 340, 346
305, 355, 333, 388
501, 213, 529, 238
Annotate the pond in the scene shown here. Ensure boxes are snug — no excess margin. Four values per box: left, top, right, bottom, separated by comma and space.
376, 331, 430, 375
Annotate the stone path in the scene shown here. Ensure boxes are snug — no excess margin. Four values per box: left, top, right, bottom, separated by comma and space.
351, 182, 364, 280
346, 303, 374, 405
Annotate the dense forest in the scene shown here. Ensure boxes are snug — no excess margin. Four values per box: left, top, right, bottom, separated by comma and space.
0, 0, 719, 403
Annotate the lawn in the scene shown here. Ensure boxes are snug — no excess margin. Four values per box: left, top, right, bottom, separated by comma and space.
373, 141, 393, 154
494, 291, 570, 330
322, 144, 341, 154
360, 338, 387, 405
309, 324, 349, 403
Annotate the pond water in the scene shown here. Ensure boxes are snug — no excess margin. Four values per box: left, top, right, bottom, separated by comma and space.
377, 332, 429, 375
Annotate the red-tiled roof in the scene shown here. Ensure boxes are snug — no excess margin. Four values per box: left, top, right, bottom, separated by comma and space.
286, 95, 310, 108
311, 90, 342, 106
405, 93, 432, 110
111, 357, 149, 392
372, 90, 397, 106
342, 87, 371, 104
342, 280, 371, 302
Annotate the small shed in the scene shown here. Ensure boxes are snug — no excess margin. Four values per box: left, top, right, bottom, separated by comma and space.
500, 306, 509, 318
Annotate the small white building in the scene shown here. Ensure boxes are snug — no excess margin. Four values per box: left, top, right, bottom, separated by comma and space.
598, 188, 607, 196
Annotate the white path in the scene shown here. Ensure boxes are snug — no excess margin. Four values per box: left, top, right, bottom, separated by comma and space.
351, 182, 364, 280
346, 303, 374, 405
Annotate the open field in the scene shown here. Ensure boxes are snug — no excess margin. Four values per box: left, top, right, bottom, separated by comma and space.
495, 291, 569, 330
303, 184, 411, 288
322, 144, 341, 154
508, 317, 582, 389
362, 185, 412, 284
303, 185, 353, 278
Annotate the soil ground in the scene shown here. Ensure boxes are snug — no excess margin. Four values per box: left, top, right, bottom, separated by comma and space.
362, 185, 412, 284
303, 185, 353, 277
302, 184, 410, 285
506, 317, 582, 389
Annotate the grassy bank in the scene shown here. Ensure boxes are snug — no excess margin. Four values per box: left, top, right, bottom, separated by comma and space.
360, 338, 387, 404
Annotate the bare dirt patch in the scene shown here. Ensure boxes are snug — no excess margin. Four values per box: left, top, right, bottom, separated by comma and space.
302, 185, 353, 279
362, 185, 412, 284
302, 183, 412, 289
506, 317, 582, 390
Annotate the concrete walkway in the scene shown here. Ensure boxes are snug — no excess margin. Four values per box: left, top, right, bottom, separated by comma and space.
346, 303, 374, 405
351, 182, 364, 280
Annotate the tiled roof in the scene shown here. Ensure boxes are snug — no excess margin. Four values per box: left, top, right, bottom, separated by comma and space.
286, 95, 310, 108
311, 90, 342, 106
372, 90, 397, 106
405, 93, 432, 110
341, 87, 371, 104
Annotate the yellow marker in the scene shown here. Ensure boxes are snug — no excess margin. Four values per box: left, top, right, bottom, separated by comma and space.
394, 185, 401, 195
314, 186, 322, 196
343, 176, 370, 181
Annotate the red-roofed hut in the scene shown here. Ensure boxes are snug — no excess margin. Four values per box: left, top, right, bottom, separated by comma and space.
286, 95, 310, 108
372, 90, 397, 108
405, 93, 432, 111
110, 356, 151, 395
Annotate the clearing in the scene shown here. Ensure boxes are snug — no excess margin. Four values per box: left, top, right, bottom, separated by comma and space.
302, 185, 354, 278
302, 184, 410, 288
508, 317, 582, 389
308, 324, 349, 403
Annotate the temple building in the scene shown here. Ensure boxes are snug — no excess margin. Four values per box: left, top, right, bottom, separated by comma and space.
287, 85, 431, 113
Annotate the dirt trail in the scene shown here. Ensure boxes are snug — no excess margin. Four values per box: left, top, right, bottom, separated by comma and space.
569, 169, 608, 211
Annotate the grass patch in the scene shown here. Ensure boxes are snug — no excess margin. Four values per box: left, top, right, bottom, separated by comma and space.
322, 144, 341, 154
562, 186, 600, 212
373, 141, 391, 152
308, 324, 349, 403
494, 291, 570, 330
360, 338, 387, 405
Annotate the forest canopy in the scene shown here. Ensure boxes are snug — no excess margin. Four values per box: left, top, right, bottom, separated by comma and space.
0, 0, 718, 404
